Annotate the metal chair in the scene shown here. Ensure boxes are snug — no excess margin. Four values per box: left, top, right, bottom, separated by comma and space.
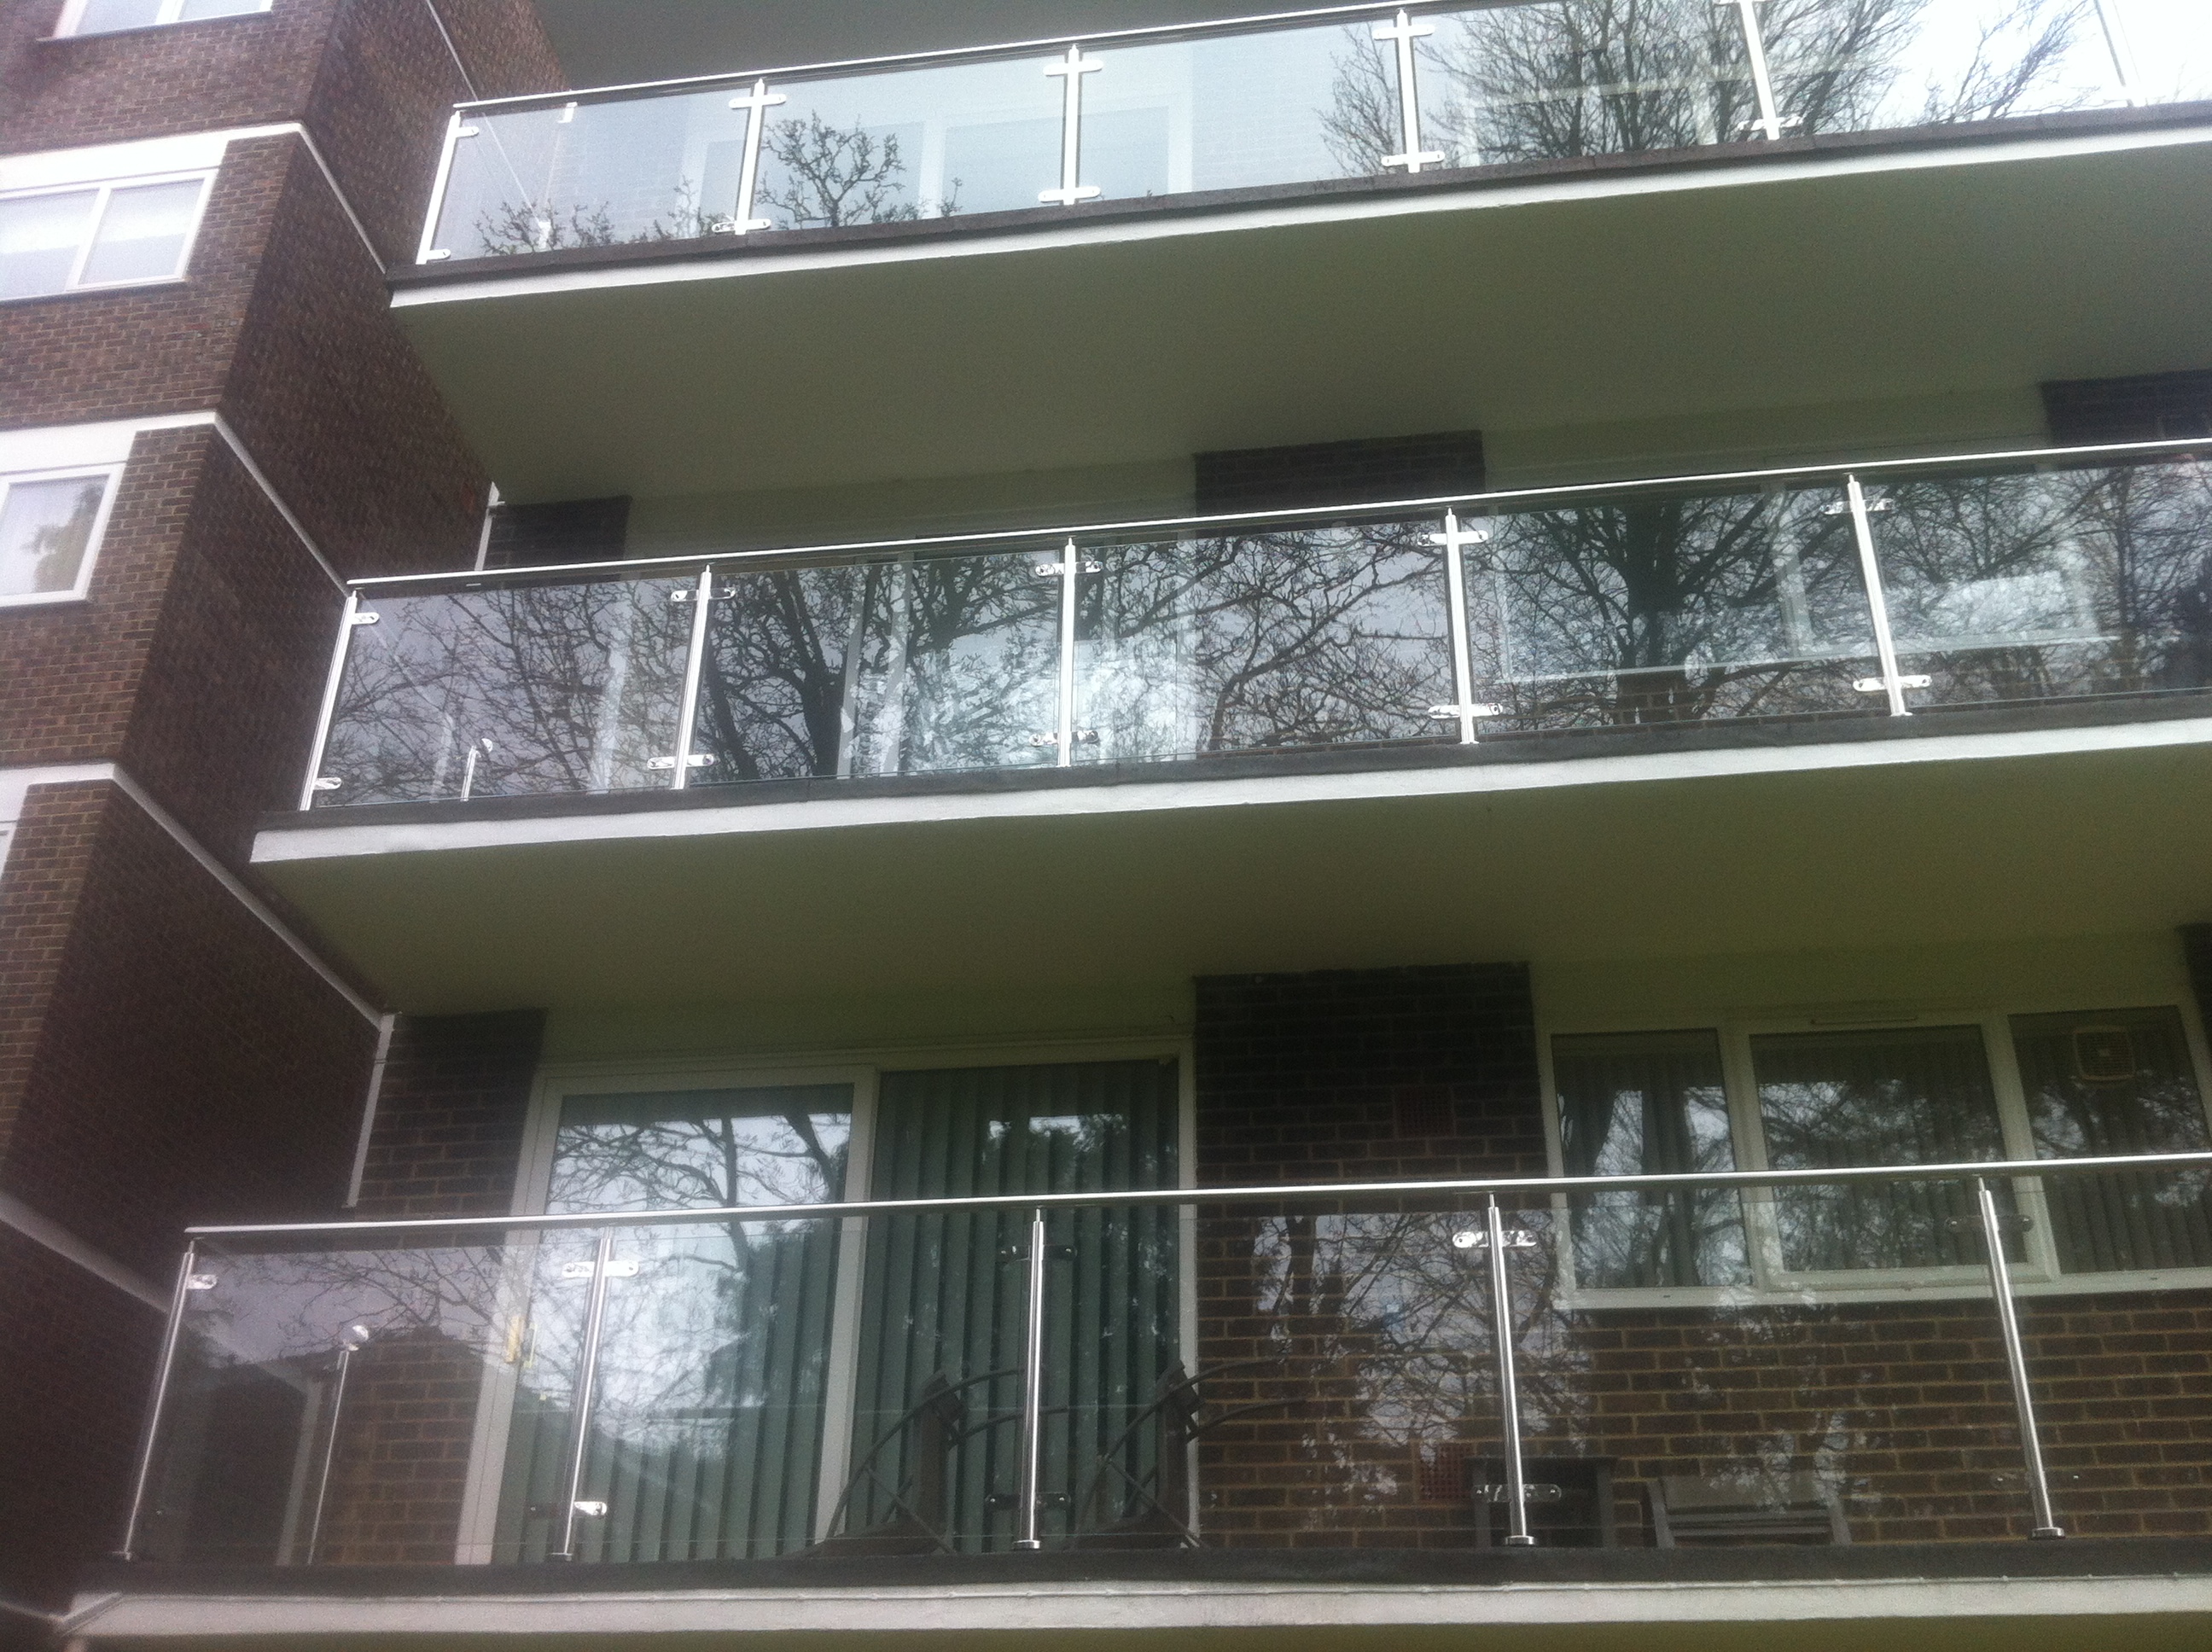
1068, 1358, 1291, 1550
807, 1370, 1005, 1556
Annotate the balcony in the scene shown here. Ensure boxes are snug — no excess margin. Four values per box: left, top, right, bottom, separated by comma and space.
78, 1151, 2212, 1643
386, 3, 2212, 503
250, 439, 2212, 1011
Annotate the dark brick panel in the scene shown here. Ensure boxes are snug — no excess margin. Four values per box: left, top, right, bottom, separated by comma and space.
352, 1010, 546, 1219
484, 496, 632, 569
1194, 963, 1545, 1186
1195, 431, 1487, 515
2043, 370, 2212, 445
0, 782, 376, 1271
0, 1228, 164, 1614
2180, 925, 2212, 1030
222, 134, 489, 579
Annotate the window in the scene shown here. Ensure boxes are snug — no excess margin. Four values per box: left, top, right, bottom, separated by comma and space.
1548, 1006, 2212, 1297
58, 0, 269, 38
0, 467, 118, 604
0, 175, 209, 300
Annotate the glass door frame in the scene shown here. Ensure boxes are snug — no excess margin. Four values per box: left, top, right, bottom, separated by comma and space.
453, 1038, 1196, 1563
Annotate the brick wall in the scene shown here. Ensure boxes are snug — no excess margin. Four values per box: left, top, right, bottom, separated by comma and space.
0, 1228, 164, 1618
1194, 431, 1487, 515
352, 1009, 545, 1219
0, 782, 379, 1603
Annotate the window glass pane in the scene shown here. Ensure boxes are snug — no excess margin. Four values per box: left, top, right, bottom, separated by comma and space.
0, 474, 107, 597
1753, 1025, 2006, 1271
2119, 0, 2212, 102
79, 179, 202, 285
494, 1086, 853, 1563
0, 189, 97, 300
1553, 1031, 1749, 1288
2013, 1007, 2212, 1273
178, 0, 266, 19
71, 0, 166, 34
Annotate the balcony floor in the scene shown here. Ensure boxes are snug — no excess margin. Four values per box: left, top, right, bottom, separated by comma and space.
68, 1539, 2212, 1649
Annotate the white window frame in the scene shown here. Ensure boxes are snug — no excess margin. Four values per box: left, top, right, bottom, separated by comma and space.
1539, 994, 2212, 1309
53, 0, 272, 38
455, 1037, 1196, 1565
0, 462, 123, 607
0, 170, 213, 300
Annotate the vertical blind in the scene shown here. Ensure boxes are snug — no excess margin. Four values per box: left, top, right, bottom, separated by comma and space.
846, 1060, 1181, 1551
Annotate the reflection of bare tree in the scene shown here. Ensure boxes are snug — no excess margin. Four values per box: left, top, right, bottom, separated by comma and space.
1867, 460, 2212, 700
1353, 0, 2102, 172
757, 114, 960, 228
320, 579, 688, 805
1470, 487, 1868, 727
1081, 521, 1452, 757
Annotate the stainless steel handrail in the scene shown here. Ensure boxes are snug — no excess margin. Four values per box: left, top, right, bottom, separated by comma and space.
183, 1148, 2212, 1241
341, 436, 2211, 594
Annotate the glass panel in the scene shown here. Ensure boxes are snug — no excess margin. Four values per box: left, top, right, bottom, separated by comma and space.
839, 550, 1062, 777
756, 57, 1062, 228
1767, 0, 2125, 134
178, 0, 266, 18
689, 563, 869, 784
2013, 1007, 2212, 1273
72, 0, 164, 32
0, 474, 106, 598
1752, 1026, 2008, 1273
0, 189, 96, 300
137, 1242, 508, 1565
2116, 0, 2212, 102
493, 1085, 853, 1564
1419, 0, 1764, 166
1867, 459, 2212, 707
1085, 17, 1406, 201
314, 578, 693, 806
79, 178, 202, 284
432, 90, 754, 260
1464, 480, 1880, 730
847, 1061, 1181, 1554
1552, 1031, 1749, 1288
1076, 518, 1453, 761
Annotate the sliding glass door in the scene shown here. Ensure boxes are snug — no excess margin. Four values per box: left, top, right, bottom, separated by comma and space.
840, 1059, 1183, 1553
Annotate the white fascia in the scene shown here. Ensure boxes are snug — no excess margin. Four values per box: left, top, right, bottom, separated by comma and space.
61, 1570, 2212, 1639
253, 713, 2212, 865
393, 118, 2212, 308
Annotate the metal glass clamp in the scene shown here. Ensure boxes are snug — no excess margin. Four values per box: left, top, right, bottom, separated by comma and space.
1374, 10, 1444, 172
1041, 46, 1106, 206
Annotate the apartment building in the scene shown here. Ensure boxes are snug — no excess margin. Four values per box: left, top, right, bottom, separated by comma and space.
0, 0, 562, 1628
8, 0, 2212, 1646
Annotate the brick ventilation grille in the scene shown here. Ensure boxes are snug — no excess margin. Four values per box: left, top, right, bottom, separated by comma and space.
2042, 371, 2212, 445
1193, 431, 1487, 515
484, 496, 632, 569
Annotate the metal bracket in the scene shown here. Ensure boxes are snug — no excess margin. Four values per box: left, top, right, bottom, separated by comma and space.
456, 125, 480, 139
348, 610, 381, 626
1476, 1481, 1563, 1502
560, 1259, 643, 1280
571, 1500, 609, 1518
1823, 497, 1893, 515
184, 1274, 219, 1291
1031, 730, 1098, 747
1452, 1228, 1538, 1250
1854, 674, 1932, 694
1041, 46, 1106, 206
1947, 1213, 2034, 1235
310, 777, 343, 792
1374, 9, 1444, 172
1429, 702, 1504, 721
646, 754, 716, 771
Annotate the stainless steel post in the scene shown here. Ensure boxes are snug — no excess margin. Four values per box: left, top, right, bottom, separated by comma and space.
554, 1229, 617, 1560
1016, 1206, 1049, 1550
119, 1247, 201, 1560
669, 567, 713, 790
1844, 474, 1912, 717
297, 592, 360, 809
1976, 1177, 2064, 1539
304, 1327, 370, 1564
1486, 1197, 1535, 1546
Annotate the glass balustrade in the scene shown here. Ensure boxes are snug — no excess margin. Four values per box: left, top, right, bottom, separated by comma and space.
126, 1154, 2212, 1566
420, 2, 2204, 265
303, 443, 2212, 810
